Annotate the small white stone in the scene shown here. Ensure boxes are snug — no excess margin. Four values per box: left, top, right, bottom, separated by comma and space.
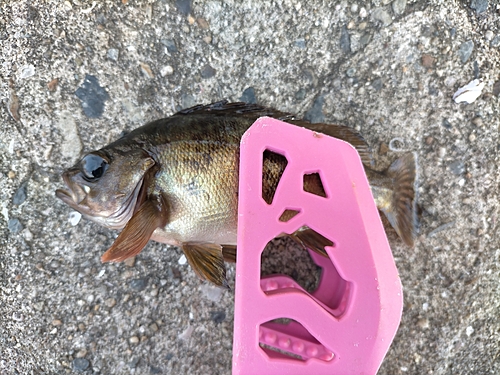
359, 7, 367, 18
351, 4, 358, 13
178, 325, 194, 341
466, 326, 474, 336
69, 211, 82, 226
178, 254, 187, 265
199, 283, 223, 302
160, 65, 174, 76
485, 30, 494, 41
20, 64, 35, 79
453, 79, 485, 104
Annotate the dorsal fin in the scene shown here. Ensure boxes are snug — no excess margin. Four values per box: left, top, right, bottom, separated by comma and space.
175, 100, 373, 165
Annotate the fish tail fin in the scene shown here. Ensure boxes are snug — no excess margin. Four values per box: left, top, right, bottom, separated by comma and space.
383, 153, 418, 247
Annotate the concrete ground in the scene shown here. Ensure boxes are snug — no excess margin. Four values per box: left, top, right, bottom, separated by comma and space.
1, 0, 499, 374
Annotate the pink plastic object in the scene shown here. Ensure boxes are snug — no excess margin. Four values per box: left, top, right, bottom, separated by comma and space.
232, 118, 403, 375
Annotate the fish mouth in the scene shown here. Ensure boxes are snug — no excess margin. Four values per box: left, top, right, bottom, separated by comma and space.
55, 171, 87, 209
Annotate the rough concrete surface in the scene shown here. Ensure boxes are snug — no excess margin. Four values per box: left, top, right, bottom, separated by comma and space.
1, 0, 499, 374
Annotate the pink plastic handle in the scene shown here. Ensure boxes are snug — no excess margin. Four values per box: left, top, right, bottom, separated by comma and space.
232, 118, 403, 375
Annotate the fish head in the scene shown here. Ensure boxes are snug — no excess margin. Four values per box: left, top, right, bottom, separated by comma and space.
56, 149, 156, 229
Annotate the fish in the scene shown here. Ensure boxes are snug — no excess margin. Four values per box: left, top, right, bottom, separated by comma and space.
56, 100, 417, 288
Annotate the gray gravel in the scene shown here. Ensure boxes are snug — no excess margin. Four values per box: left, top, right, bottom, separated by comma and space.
1, 1, 499, 374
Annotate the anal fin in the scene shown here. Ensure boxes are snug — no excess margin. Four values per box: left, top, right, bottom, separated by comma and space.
289, 226, 333, 258
182, 242, 230, 289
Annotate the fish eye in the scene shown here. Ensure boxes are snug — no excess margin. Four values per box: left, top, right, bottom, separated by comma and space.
81, 154, 109, 181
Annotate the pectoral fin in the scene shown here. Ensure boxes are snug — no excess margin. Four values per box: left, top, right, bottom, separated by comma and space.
101, 196, 168, 262
182, 242, 229, 289
289, 226, 333, 258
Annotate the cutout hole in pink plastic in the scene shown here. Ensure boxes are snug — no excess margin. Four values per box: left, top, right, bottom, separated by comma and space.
262, 149, 288, 205
261, 237, 322, 293
278, 208, 301, 222
303, 171, 328, 198
258, 318, 335, 362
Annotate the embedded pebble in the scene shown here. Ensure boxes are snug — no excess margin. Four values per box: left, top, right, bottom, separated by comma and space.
372, 78, 383, 91
491, 35, 500, 48
178, 325, 194, 341
130, 278, 147, 292
75, 74, 110, 118
69, 211, 82, 226
19, 64, 35, 79
129, 336, 139, 344
107, 48, 119, 61
200, 64, 216, 79
72, 358, 90, 372
13, 181, 28, 205
471, 116, 483, 126
239, 87, 257, 104
457, 41, 474, 64
470, 0, 488, 14
161, 39, 177, 53
210, 310, 226, 324
294, 38, 306, 49
76, 349, 88, 358
124, 257, 136, 267
453, 79, 484, 104
199, 283, 223, 302
372, 8, 392, 26
340, 25, 350, 53
8, 218, 23, 233
160, 65, 174, 76
56, 111, 83, 160
105, 298, 117, 308
175, 0, 191, 15
139, 62, 154, 78
303, 96, 325, 124
178, 254, 187, 265
180, 93, 196, 109
392, 0, 407, 15
449, 160, 465, 175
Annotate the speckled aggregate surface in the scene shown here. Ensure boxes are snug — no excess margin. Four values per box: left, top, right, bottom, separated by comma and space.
1, 0, 499, 374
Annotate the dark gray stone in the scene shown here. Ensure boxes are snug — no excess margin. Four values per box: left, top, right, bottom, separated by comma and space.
180, 93, 196, 110
8, 218, 23, 233
346, 68, 356, 78
161, 39, 178, 53
129, 357, 140, 369
449, 160, 465, 176
470, 0, 488, 14
239, 87, 257, 104
130, 278, 147, 292
72, 358, 90, 372
458, 41, 474, 64
340, 25, 350, 54
13, 181, 28, 205
175, 0, 191, 15
210, 310, 226, 324
491, 35, 500, 48
372, 78, 383, 91
295, 88, 306, 101
442, 119, 452, 129
304, 96, 325, 124
200, 64, 216, 79
74, 74, 109, 118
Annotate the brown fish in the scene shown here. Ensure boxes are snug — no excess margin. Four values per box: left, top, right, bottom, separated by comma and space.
56, 101, 417, 288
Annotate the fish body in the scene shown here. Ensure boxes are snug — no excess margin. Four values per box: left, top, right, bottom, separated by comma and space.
56, 101, 417, 287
